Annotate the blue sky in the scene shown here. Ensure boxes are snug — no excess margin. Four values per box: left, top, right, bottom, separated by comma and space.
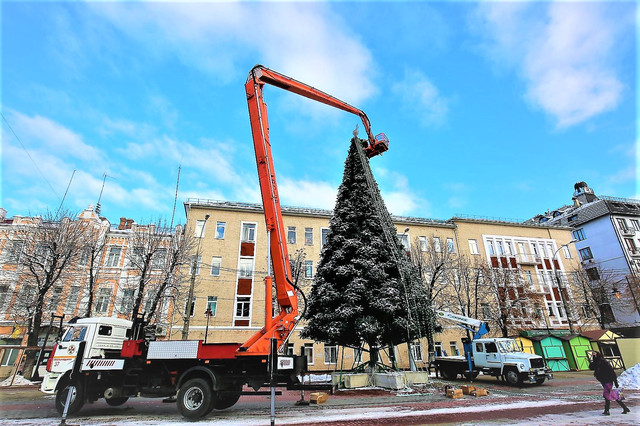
1, 1, 637, 226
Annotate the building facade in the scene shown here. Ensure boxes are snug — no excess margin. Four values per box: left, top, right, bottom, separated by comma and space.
530, 182, 640, 331
178, 199, 588, 371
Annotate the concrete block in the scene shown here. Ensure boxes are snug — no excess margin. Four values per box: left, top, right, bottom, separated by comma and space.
404, 371, 430, 385
446, 388, 463, 399
373, 373, 405, 390
310, 392, 329, 404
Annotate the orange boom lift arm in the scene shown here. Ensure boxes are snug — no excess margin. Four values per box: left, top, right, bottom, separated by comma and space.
240, 65, 388, 356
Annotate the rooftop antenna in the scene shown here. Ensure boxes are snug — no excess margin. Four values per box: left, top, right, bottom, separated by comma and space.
170, 165, 181, 229
96, 173, 110, 216
56, 169, 76, 216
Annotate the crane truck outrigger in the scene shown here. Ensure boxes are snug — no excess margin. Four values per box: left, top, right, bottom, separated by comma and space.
40, 65, 389, 420
430, 311, 553, 386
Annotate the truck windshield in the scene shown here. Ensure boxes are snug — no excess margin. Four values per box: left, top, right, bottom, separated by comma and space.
498, 340, 521, 353
62, 326, 88, 342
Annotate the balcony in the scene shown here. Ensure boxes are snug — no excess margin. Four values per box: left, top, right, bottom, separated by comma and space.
630, 248, 640, 258
620, 227, 636, 237
516, 253, 541, 265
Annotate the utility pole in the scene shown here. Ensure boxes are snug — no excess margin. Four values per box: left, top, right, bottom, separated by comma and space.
181, 213, 209, 340
551, 241, 577, 334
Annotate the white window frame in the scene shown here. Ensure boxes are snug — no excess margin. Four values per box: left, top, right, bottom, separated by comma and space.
64, 286, 80, 314
235, 296, 251, 319
95, 287, 112, 314
446, 238, 455, 253
287, 226, 296, 244
238, 257, 254, 278
468, 239, 479, 255
304, 343, 314, 365
241, 222, 256, 242
304, 228, 313, 245
185, 297, 196, 317
304, 260, 313, 279
419, 236, 428, 252
207, 296, 218, 317
410, 341, 423, 362
433, 237, 441, 253
194, 220, 207, 238
324, 344, 338, 364
562, 245, 572, 259
105, 246, 122, 268
210, 256, 222, 276
215, 221, 226, 239
120, 288, 135, 312
398, 234, 410, 251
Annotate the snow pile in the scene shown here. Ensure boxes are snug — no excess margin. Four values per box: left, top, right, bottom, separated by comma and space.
299, 374, 332, 383
618, 363, 640, 390
0, 374, 39, 387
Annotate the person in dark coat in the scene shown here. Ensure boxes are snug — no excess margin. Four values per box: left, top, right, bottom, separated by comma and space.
589, 351, 630, 415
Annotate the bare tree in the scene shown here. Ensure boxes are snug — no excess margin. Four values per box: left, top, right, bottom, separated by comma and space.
409, 235, 454, 357
12, 210, 87, 379
444, 254, 486, 336
480, 264, 538, 337
117, 221, 190, 322
80, 220, 109, 317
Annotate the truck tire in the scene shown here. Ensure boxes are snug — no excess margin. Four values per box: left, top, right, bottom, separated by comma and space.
534, 377, 545, 385
105, 397, 129, 406
177, 378, 213, 420
440, 368, 457, 380
504, 368, 523, 387
212, 389, 242, 410
55, 381, 85, 415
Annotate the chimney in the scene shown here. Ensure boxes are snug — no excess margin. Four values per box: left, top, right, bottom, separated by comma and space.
126, 219, 134, 229
119, 217, 127, 230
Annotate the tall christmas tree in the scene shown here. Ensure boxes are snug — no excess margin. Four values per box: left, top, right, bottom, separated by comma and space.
301, 138, 432, 369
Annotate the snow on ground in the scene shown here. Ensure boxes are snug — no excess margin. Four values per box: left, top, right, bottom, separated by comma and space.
4, 399, 637, 426
0, 375, 38, 387
619, 363, 640, 390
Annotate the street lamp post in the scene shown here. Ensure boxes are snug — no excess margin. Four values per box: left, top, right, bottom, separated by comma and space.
181, 213, 209, 340
551, 240, 577, 334
204, 307, 213, 344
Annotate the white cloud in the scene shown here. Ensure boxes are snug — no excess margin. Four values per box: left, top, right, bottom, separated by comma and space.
391, 69, 449, 127
375, 167, 429, 216
472, 2, 629, 128
278, 178, 338, 210
91, 2, 375, 106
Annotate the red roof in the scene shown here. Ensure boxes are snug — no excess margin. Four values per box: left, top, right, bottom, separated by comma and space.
580, 329, 608, 341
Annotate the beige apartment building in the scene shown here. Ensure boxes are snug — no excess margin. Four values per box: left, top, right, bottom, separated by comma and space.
176, 199, 586, 372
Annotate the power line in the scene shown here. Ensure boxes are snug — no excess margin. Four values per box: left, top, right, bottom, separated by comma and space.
1, 111, 61, 200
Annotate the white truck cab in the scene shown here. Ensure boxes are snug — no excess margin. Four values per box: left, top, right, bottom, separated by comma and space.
41, 317, 132, 395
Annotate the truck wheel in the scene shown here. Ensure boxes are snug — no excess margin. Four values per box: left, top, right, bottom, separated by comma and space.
534, 378, 545, 385
504, 369, 523, 387
212, 390, 241, 410
440, 368, 457, 380
177, 378, 213, 420
55, 381, 85, 415
105, 397, 129, 406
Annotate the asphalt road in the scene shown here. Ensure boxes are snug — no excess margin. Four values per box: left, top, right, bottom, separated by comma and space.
0, 371, 637, 425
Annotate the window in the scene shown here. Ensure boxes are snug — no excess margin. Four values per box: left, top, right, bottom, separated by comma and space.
194, 219, 207, 237
321, 228, 330, 247
354, 348, 363, 363
573, 228, 586, 241
130, 247, 143, 266
63, 326, 88, 342
496, 240, 504, 255
433, 237, 441, 252
523, 270, 534, 287
410, 342, 423, 361
0, 285, 7, 310
304, 260, 313, 278
98, 326, 112, 336
446, 238, 455, 253
485, 342, 497, 353
143, 291, 156, 314
468, 239, 479, 255
285, 343, 295, 356
562, 245, 572, 259
568, 215, 578, 222
475, 342, 484, 352
238, 257, 253, 278
287, 227, 296, 244
7, 240, 24, 263
434, 341, 443, 357
190, 256, 202, 275
235, 297, 251, 318
487, 240, 495, 255
304, 343, 314, 365
581, 304, 593, 318
215, 222, 226, 239
586, 268, 600, 281
95, 287, 112, 313
534, 303, 543, 319
0, 348, 19, 367
396, 233, 410, 251
47, 287, 63, 311
152, 249, 166, 269
505, 241, 513, 256
579, 247, 593, 261
210, 256, 222, 276
324, 344, 338, 364
617, 218, 628, 232
449, 341, 459, 356
64, 286, 80, 314
105, 247, 122, 267
481, 303, 491, 319
120, 288, 134, 312
242, 223, 256, 242
184, 297, 196, 317
631, 219, 640, 231
517, 242, 527, 255
625, 238, 637, 253
305, 228, 313, 245
207, 296, 217, 317
419, 236, 428, 252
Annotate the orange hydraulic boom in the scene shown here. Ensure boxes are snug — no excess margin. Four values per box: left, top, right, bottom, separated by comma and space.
240, 65, 389, 356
